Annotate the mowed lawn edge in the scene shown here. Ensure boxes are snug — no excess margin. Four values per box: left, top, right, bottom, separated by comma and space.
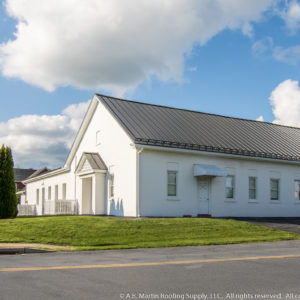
0, 216, 298, 251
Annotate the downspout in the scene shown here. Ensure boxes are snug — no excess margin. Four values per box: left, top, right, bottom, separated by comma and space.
74, 156, 77, 203
136, 147, 144, 217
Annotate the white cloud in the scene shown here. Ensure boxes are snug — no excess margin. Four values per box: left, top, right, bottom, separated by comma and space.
0, 100, 90, 169
269, 79, 300, 127
0, 0, 274, 95
62, 101, 91, 135
252, 37, 300, 66
273, 45, 300, 65
252, 37, 273, 57
281, 0, 300, 32
256, 115, 265, 122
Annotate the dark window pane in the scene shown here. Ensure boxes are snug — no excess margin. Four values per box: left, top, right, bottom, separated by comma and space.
226, 187, 233, 198
168, 185, 176, 196
249, 189, 256, 199
168, 172, 176, 184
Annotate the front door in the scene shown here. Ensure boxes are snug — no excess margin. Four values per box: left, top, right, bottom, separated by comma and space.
198, 179, 209, 214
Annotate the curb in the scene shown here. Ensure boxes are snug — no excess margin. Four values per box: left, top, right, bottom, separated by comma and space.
0, 248, 54, 255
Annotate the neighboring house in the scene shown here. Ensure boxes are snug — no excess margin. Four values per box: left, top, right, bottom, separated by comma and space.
25, 167, 50, 181
14, 168, 36, 192
16, 168, 48, 208
22, 94, 300, 217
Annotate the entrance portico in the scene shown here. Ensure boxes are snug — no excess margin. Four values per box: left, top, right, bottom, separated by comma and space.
76, 152, 107, 215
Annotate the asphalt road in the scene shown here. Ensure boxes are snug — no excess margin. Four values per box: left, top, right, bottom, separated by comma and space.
1, 241, 300, 300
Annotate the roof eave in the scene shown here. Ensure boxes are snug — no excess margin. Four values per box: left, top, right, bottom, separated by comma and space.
63, 96, 99, 168
135, 143, 300, 165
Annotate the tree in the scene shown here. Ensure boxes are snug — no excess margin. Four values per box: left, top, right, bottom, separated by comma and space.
0, 145, 17, 218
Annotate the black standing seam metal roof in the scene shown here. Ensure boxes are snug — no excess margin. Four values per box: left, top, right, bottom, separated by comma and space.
96, 94, 300, 162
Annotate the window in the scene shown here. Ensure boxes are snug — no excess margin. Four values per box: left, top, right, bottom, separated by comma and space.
36, 189, 39, 205
96, 130, 101, 145
226, 175, 234, 199
249, 177, 257, 200
48, 186, 51, 200
109, 174, 114, 198
167, 171, 177, 197
270, 179, 279, 200
295, 180, 300, 201
55, 185, 58, 201
62, 183, 66, 200
42, 188, 45, 202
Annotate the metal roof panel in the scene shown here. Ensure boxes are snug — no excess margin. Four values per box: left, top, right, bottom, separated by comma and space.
97, 94, 300, 162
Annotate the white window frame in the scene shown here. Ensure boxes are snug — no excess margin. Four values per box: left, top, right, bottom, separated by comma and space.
55, 185, 58, 201
42, 188, 45, 203
225, 175, 235, 200
248, 176, 257, 201
36, 189, 39, 205
270, 178, 280, 201
48, 186, 51, 200
167, 170, 177, 198
62, 183, 67, 201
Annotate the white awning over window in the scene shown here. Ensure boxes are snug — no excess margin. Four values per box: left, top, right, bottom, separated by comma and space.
193, 164, 227, 177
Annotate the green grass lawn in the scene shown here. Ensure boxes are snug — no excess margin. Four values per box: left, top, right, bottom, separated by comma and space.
0, 216, 298, 251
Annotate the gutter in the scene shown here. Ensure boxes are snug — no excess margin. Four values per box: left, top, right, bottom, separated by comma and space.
135, 143, 300, 166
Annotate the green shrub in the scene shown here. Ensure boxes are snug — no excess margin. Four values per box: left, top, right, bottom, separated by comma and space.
0, 145, 17, 218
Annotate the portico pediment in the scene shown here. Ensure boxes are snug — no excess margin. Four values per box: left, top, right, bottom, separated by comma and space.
76, 152, 107, 176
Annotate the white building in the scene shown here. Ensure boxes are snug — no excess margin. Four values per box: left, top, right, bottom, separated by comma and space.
21, 94, 300, 217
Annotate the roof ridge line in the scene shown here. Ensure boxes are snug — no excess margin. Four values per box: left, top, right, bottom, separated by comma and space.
95, 93, 300, 131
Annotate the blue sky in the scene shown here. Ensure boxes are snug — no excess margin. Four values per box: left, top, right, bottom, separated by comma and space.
1, 0, 300, 168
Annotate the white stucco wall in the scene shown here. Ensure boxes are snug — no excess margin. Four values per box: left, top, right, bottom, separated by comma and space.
69, 100, 137, 216
25, 172, 71, 215
139, 148, 300, 217
25, 98, 138, 217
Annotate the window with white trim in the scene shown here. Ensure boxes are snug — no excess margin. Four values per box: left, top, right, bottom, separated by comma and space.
167, 171, 177, 197
226, 175, 234, 199
62, 183, 67, 200
36, 189, 39, 205
42, 188, 45, 202
48, 186, 51, 200
55, 185, 58, 201
249, 177, 257, 200
295, 180, 300, 201
270, 179, 279, 200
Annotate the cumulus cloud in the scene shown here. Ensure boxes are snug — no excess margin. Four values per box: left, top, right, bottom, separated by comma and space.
0, 0, 274, 95
269, 79, 300, 127
281, 0, 300, 32
0, 100, 90, 169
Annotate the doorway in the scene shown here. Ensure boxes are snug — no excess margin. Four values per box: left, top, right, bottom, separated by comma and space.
197, 179, 210, 215
82, 177, 93, 214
